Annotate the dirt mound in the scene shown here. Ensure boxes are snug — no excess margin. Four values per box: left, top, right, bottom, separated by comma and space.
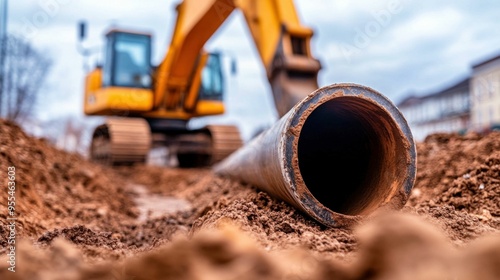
37, 225, 122, 249
406, 205, 497, 245
0, 120, 192, 261
0, 120, 138, 243
409, 132, 500, 217
192, 190, 356, 257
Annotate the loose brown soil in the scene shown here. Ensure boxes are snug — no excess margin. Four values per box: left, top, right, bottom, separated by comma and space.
0, 120, 499, 279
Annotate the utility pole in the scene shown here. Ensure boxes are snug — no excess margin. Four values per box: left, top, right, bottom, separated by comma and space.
0, 0, 7, 117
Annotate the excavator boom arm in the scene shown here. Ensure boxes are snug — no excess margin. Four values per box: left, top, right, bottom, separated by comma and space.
154, 0, 236, 109
154, 0, 321, 117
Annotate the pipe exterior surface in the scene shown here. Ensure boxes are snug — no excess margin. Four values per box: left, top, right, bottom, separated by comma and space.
214, 83, 416, 227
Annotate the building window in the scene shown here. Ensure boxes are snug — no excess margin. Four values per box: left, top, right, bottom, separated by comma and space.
475, 79, 487, 102
489, 78, 495, 98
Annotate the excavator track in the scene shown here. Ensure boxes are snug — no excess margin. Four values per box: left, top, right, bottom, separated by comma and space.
207, 125, 243, 164
90, 118, 151, 165
175, 125, 243, 167
90, 119, 240, 167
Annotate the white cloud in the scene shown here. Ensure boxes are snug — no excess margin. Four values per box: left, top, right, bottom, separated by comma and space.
387, 7, 464, 49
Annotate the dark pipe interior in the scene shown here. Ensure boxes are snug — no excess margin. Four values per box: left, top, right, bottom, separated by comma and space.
298, 97, 404, 215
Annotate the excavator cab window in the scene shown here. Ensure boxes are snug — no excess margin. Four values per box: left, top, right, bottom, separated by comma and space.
291, 36, 307, 56
103, 31, 152, 89
198, 53, 224, 101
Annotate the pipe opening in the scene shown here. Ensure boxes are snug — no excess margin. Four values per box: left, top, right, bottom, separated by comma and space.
297, 96, 407, 216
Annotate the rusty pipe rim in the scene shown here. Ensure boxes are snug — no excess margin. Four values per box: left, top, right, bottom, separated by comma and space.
281, 83, 416, 227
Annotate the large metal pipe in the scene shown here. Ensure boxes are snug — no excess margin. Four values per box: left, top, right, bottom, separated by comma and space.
214, 83, 416, 227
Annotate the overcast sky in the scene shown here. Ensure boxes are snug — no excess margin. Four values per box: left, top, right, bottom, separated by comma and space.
5, 0, 500, 140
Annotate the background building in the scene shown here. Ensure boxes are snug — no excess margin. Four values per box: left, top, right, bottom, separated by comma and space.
398, 78, 470, 141
470, 54, 500, 131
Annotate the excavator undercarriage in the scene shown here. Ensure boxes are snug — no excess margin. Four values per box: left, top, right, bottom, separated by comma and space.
90, 118, 242, 167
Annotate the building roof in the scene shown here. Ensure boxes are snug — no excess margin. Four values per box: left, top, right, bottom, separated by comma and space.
472, 53, 500, 69
429, 77, 470, 97
397, 76, 470, 107
397, 95, 421, 107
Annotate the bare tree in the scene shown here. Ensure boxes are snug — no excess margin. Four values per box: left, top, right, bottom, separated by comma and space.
0, 34, 51, 123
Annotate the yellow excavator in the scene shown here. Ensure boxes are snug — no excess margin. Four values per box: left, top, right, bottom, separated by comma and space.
80, 0, 321, 167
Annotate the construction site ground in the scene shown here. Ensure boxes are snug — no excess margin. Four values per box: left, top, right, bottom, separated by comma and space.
1, 118, 500, 279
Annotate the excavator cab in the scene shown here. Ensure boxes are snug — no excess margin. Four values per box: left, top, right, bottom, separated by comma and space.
102, 29, 225, 101
198, 53, 224, 101
83, 28, 226, 117
83, 29, 155, 116
103, 30, 152, 89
